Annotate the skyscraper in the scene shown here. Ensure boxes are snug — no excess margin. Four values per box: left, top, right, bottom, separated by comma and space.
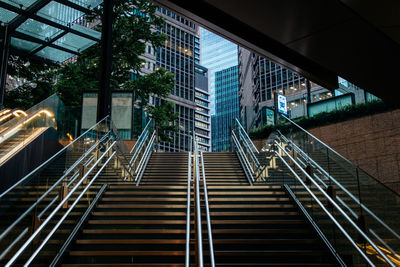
154, 7, 200, 151
212, 65, 239, 151
194, 64, 211, 151
199, 28, 238, 115
238, 47, 368, 130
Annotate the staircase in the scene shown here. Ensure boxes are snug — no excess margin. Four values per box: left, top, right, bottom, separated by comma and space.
202, 152, 338, 266
61, 152, 191, 266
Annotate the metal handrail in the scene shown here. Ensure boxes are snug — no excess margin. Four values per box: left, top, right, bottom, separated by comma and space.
50, 183, 108, 267
232, 131, 254, 185
235, 118, 258, 153
236, 128, 260, 168
281, 114, 368, 174
0, 133, 110, 244
185, 138, 192, 267
6, 141, 116, 267
135, 131, 156, 186
200, 151, 215, 267
277, 131, 400, 242
274, 141, 396, 267
0, 115, 110, 199
130, 119, 153, 153
25, 151, 116, 266
194, 140, 203, 267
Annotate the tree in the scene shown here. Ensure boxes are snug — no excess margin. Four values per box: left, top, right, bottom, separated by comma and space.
56, 0, 178, 139
5, 55, 56, 109
147, 101, 179, 144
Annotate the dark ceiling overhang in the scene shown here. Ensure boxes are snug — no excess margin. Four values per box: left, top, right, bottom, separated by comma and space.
152, 0, 400, 107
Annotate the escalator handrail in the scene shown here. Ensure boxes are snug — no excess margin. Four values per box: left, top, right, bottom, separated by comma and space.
274, 141, 396, 267
0, 115, 110, 199
0, 109, 53, 139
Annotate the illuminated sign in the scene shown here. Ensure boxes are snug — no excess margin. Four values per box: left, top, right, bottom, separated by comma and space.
277, 94, 287, 115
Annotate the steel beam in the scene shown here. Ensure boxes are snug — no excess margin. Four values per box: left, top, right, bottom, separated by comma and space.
0, 1, 100, 42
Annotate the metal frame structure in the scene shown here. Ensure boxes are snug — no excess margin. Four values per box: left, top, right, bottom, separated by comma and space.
0, 0, 102, 107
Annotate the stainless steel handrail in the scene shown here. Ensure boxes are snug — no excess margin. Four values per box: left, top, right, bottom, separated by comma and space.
129, 119, 152, 153
194, 140, 203, 267
200, 151, 215, 267
231, 131, 254, 185
0, 133, 110, 243
277, 131, 400, 242
281, 115, 360, 170
50, 183, 108, 267
237, 128, 260, 168
185, 138, 192, 267
274, 141, 396, 267
0, 115, 110, 199
235, 118, 258, 153
5, 141, 116, 267
135, 131, 156, 186
25, 152, 116, 266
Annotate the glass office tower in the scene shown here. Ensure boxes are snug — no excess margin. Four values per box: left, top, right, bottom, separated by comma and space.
212, 66, 239, 151
155, 7, 199, 151
199, 28, 238, 115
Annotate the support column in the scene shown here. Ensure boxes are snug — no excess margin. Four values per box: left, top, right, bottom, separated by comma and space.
306, 79, 311, 117
0, 26, 10, 109
97, 0, 114, 122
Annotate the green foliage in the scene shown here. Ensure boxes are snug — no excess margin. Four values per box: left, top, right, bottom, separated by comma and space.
147, 101, 179, 142
249, 100, 396, 139
125, 68, 175, 107
5, 56, 56, 109
58, 0, 168, 91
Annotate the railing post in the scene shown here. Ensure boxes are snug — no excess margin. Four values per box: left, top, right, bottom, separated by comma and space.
31, 215, 41, 245
59, 181, 69, 209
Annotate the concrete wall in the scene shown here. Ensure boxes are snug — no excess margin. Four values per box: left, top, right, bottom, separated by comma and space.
253, 109, 400, 194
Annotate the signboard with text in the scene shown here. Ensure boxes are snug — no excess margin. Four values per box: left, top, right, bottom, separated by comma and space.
277, 94, 287, 115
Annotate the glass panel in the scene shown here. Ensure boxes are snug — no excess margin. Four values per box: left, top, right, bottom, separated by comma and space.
54, 32, 96, 52
35, 46, 74, 62
17, 18, 62, 40
2, 0, 37, 9
71, 23, 101, 39
37, 1, 84, 25
70, 0, 103, 9
10, 37, 41, 52
0, 7, 18, 23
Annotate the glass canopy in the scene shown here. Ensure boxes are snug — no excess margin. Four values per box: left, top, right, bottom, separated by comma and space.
0, 0, 102, 63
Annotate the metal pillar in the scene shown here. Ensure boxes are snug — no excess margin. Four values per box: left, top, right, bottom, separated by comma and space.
0, 25, 10, 108
96, 0, 114, 122
306, 79, 311, 117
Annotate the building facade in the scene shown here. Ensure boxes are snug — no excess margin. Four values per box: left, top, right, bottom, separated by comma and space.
212, 65, 239, 151
199, 29, 238, 115
238, 47, 369, 130
194, 65, 211, 151
153, 7, 199, 151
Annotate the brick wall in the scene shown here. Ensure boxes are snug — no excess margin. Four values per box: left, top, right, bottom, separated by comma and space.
253, 110, 400, 194
308, 110, 400, 194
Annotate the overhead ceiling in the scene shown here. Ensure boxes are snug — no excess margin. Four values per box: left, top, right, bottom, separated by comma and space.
153, 0, 400, 107
0, 0, 102, 63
